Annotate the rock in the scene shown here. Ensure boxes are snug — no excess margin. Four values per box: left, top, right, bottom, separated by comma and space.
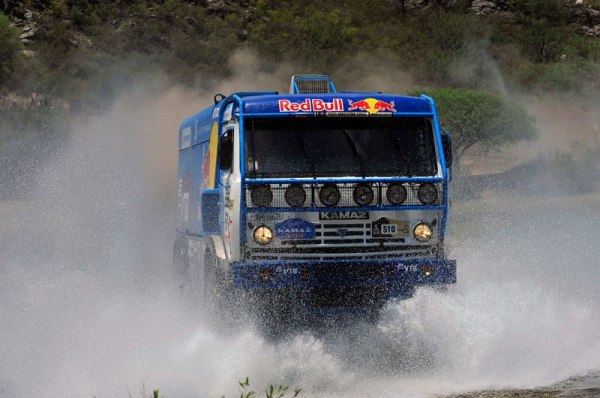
581, 24, 600, 37
21, 49, 35, 58
468, 0, 512, 16
68, 32, 93, 48
569, 1, 600, 37
469, 0, 498, 15
402, 0, 458, 10
19, 29, 34, 39
18, 21, 37, 43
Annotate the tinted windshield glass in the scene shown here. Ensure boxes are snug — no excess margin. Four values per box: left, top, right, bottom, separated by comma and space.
245, 117, 437, 178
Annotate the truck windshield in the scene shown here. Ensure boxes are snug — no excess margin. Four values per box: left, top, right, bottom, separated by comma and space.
245, 117, 437, 178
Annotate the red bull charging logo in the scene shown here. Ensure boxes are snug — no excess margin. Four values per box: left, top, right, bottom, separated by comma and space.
348, 98, 396, 113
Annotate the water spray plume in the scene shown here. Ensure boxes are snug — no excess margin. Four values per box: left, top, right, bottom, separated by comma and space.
0, 50, 598, 398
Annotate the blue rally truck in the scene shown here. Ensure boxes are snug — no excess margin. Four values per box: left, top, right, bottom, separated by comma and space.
174, 75, 456, 319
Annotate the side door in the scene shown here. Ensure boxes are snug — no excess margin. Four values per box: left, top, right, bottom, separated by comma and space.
218, 123, 241, 262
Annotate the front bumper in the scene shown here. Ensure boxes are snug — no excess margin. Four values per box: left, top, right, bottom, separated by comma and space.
233, 257, 456, 290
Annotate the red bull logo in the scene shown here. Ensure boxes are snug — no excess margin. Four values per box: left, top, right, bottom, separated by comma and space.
279, 98, 344, 112
348, 98, 396, 114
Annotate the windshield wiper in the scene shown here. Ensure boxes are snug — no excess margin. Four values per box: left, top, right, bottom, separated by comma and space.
387, 130, 413, 177
293, 130, 317, 178
342, 130, 366, 177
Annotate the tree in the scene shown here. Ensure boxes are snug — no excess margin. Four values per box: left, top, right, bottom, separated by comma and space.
514, 0, 571, 63
0, 12, 23, 87
410, 87, 538, 164
248, 2, 357, 70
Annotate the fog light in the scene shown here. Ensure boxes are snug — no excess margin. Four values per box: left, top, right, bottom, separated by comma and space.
253, 225, 274, 245
417, 183, 438, 205
414, 223, 432, 242
353, 183, 374, 206
319, 184, 341, 207
251, 185, 273, 207
259, 269, 273, 282
387, 183, 407, 205
422, 265, 433, 277
285, 184, 306, 207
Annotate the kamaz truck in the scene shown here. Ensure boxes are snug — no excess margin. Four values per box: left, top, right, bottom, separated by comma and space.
174, 75, 456, 320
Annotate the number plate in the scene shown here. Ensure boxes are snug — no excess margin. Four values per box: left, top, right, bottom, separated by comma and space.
372, 218, 410, 238
381, 224, 398, 235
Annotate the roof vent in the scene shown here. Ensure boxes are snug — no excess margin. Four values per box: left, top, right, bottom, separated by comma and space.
290, 75, 336, 94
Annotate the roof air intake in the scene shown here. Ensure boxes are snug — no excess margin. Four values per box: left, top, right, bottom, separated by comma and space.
290, 75, 337, 94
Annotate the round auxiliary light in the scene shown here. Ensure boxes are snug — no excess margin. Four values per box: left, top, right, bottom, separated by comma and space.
417, 183, 438, 205
353, 184, 374, 206
319, 184, 341, 207
253, 225, 274, 245
251, 185, 273, 207
387, 183, 407, 205
284, 184, 306, 207
414, 223, 432, 242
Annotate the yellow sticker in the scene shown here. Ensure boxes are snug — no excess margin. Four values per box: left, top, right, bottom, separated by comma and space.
208, 122, 219, 189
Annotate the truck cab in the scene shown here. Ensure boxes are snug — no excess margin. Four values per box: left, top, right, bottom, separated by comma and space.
174, 75, 456, 316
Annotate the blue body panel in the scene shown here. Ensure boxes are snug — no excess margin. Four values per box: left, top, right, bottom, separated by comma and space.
234, 258, 456, 290
180, 107, 215, 147
177, 107, 218, 235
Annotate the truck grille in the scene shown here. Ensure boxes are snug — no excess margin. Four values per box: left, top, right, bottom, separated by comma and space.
292, 75, 332, 94
248, 222, 433, 261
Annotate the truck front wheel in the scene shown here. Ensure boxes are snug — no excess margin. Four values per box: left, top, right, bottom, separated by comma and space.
203, 244, 232, 318
173, 235, 190, 291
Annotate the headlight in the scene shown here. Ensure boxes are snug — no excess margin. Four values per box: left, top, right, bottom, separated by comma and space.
413, 223, 432, 242
319, 184, 340, 207
284, 184, 306, 207
387, 183, 407, 205
253, 225, 274, 245
417, 183, 438, 205
353, 184, 374, 206
251, 185, 273, 207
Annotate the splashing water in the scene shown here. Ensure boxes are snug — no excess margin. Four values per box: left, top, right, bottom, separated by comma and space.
0, 83, 598, 398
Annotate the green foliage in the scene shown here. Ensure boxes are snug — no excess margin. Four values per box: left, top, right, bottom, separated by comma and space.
519, 19, 570, 63
249, 1, 358, 70
512, 0, 572, 63
129, 383, 164, 398
514, 0, 570, 25
233, 377, 301, 398
409, 11, 490, 85
410, 87, 538, 163
2, 0, 599, 109
25, 0, 249, 108
0, 11, 23, 87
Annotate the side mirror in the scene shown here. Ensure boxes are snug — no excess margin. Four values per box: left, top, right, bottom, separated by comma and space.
441, 130, 453, 179
219, 132, 233, 171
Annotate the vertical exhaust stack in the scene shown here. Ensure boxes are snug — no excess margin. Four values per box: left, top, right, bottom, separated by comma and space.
290, 75, 337, 94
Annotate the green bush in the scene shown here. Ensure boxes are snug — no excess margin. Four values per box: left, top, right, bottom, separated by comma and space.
0, 12, 23, 87
410, 87, 538, 164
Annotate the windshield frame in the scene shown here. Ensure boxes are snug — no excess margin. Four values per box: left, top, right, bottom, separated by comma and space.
243, 116, 440, 180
